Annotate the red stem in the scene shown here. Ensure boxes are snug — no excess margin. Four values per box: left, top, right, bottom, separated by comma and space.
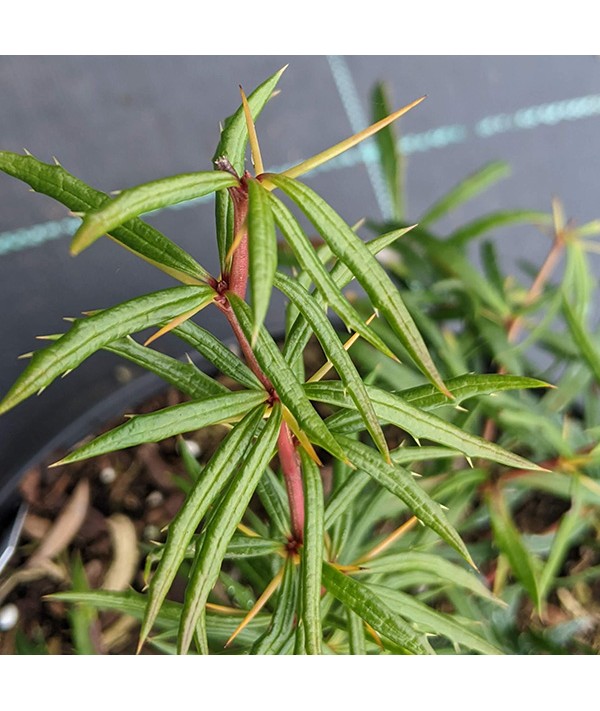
226, 176, 250, 300
278, 421, 305, 543
216, 175, 306, 544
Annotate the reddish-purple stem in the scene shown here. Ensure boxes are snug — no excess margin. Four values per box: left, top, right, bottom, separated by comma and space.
278, 421, 305, 543
226, 176, 250, 300
215, 174, 306, 544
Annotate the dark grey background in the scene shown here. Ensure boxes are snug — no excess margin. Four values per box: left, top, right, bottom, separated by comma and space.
1, 56, 599, 518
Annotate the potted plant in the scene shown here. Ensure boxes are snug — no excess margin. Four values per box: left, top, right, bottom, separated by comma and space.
0, 68, 597, 654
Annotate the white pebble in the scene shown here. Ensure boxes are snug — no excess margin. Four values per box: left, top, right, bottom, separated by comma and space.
143, 524, 160, 541
146, 490, 164, 508
99, 466, 116, 484
183, 439, 201, 458
0, 603, 19, 632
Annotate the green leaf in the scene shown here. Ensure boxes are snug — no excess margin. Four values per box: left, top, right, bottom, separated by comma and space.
369, 585, 503, 655
105, 336, 227, 400
539, 477, 585, 601
336, 434, 471, 563
0, 285, 215, 416
68, 554, 98, 655
213, 66, 287, 267
448, 210, 550, 248
227, 293, 348, 462
225, 534, 284, 559
71, 171, 238, 254
321, 562, 433, 654
488, 490, 541, 609
256, 467, 291, 538
139, 405, 266, 648
173, 319, 262, 390
56, 390, 267, 465
0, 151, 211, 284
419, 162, 510, 227
247, 179, 277, 341
274, 272, 389, 461
510, 470, 600, 507
562, 296, 600, 384
371, 82, 403, 220
308, 381, 543, 470
416, 231, 511, 317
359, 552, 500, 604
325, 469, 371, 531
268, 174, 449, 396
355, 372, 548, 410
300, 449, 324, 654
252, 556, 298, 654
179, 403, 282, 654
51, 590, 268, 647
346, 609, 367, 655
268, 193, 397, 363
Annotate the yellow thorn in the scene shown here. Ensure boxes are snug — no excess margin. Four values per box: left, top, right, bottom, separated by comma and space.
332, 563, 362, 573
355, 516, 418, 563
206, 602, 245, 615
18, 351, 34, 359
351, 217, 366, 232
282, 407, 322, 466
225, 222, 247, 269
143, 297, 214, 347
236, 522, 260, 538
240, 86, 264, 176
307, 312, 377, 383
280, 96, 426, 181
365, 622, 384, 650
224, 565, 284, 647
551, 196, 565, 235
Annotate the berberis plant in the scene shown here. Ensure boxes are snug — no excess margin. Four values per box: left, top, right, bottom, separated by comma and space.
0, 67, 563, 655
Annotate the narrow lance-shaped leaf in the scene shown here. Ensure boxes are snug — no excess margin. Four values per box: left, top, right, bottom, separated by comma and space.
173, 319, 262, 390
252, 556, 298, 654
359, 552, 500, 604
247, 179, 277, 342
256, 467, 291, 539
562, 295, 600, 384
268, 192, 400, 363
275, 272, 389, 461
0, 285, 215, 416
213, 66, 287, 267
0, 151, 212, 284
331, 372, 551, 413
54, 390, 268, 465
138, 405, 266, 648
448, 210, 551, 248
419, 161, 510, 227
227, 293, 349, 463
369, 585, 503, 656
309, 381, 543, 471
300, 449, 324, 654
24, 328, 229, 401
52, 590, 269, 647
539, 477, 585, 602
71, 171, 238, 254
105, 336, 228, 400
321, 563, 433, 655
371, 82, 404, 220
267, 174, 450, 397
179, 403, 282, 654
336, 434, 472, 564
488, 489, 541, 610
283, 221, 416, 367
